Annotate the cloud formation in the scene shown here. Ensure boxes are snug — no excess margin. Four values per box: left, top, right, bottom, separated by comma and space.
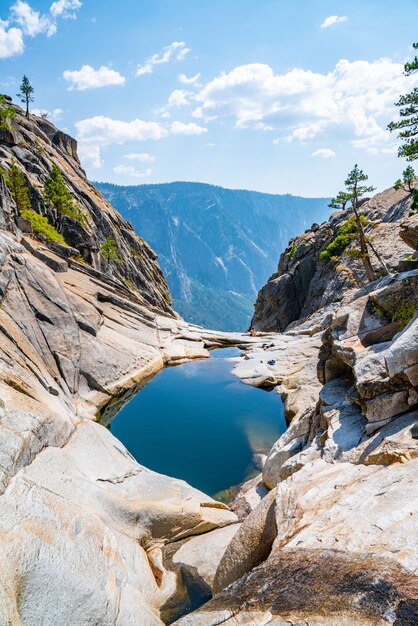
124, 153, 155, 162
136, 41, 190, 77
0, 20, 24, 58
167, 89, 191, 107
2, 0, 82, 58
76, 115, 207, 168
32, 107, 63, 122
50, 0, 82, 19
63, 65, 126, 90
321, 15, 348, 28
113, 165, 152, 179
192, 58, 417, 153
178, 72, 201, 85
311, 148, 336, 158
11, 1, 56, 37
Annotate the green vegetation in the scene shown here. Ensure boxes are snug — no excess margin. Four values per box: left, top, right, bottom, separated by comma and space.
100, 236, 122, 262
288, 243, 297, 259
320, 218, 358, 264
394, 165, 416, 192
392, 299, 416, 330
44, 164, 86, 223
388, 42, 418, 160
0, 95, 16, 131
21, 209, 66, 244
17, 75, 34, 120
328, 191, 352, 211
1, 160, 31, 215
328, 165, 390, 282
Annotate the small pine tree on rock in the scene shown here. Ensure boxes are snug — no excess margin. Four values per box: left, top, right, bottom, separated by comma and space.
1, 160, 31, 216
17, 76, 34, 120
0, 95, 16, 131
393, 166, 416, 192
44, 164, 85, 222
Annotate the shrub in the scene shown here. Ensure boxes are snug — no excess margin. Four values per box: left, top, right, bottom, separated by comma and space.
288, 244, 298, 259
0, 95, 16, 131
21, 209, 66, 244
392, 299, 416, 330
320, 218, 358, 263
1, 160, 31, 215
44, 164, 86, 223
100, 237, 121, 263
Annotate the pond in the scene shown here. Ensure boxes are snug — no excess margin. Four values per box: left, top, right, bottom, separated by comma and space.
110, 347, 286, 496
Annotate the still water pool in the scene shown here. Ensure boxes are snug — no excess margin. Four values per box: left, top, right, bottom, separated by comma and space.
110, 347, 286, 496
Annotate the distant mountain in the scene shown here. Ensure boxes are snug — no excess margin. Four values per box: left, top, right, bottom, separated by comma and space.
96, 181, 331, 331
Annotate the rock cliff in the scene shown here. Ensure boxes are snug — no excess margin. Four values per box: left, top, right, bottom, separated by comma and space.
0, 103, 243, 625
174, 190, 418, 625
0, 99, 417, 626
252, 187, 413, 332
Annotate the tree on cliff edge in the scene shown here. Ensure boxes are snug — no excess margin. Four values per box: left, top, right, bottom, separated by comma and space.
17, 76, 34, 120
330, 165, 390, 282
388, 42, 418, 160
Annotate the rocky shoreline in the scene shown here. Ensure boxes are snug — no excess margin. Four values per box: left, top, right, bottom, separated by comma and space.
0, 105, 417, 625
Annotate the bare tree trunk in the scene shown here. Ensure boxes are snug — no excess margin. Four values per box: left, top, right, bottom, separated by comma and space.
352, 204, 375, 282
25, 97, 29, 119
367, 239, 391, 276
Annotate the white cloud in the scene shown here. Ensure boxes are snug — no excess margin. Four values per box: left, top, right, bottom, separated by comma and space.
167, 89, 191, 107
321, 15, 348, 28
170, 121, 208, 135
113, 165, 152, 179
75, 115, 206, 168
136, 41, 190, 77
11, 1, 56, 37
124, 152, 155, 162
63, 65, 126, 90
0, 21, 24, 58
178, 72, 201, 85
194, 58, 418, 153
32, 107, 63, 122
311, 148, 336, 158
50, 0, 82, 19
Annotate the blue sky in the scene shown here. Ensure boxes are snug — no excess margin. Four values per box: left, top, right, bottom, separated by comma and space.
1, 0, 418, 196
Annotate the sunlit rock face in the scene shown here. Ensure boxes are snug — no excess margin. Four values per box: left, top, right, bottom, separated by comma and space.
174, 191, 418, 625
0, 105, 242, 625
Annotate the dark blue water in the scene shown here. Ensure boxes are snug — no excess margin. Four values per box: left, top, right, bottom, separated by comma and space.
111, 348, 285, 496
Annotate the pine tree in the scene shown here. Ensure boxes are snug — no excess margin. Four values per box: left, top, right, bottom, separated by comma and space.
343, 165, 377, 282
17, 76, 34, 120
0, 95, 16, 131
328, 190, 352, 211
393, 165, 416, 192
2, 160, 31, 215
388, 43, 418, 160
44, 164, 85, 222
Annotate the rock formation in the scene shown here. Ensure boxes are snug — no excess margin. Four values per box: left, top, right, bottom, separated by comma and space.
0, 103, 243, 625
174, 189, 418, 624
0, 100, 417, 625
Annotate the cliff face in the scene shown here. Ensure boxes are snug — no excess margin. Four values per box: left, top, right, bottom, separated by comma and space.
252, 187, 413, 332
0, 105, 246, 625
0, 103, 173, 315
97, 181, 331, 331
174, 193, 418, 625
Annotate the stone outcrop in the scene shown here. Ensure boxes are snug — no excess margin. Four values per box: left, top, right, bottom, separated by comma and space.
175, 200, 418, 624
0, 105, 172, 314
252, 187, 414, 332
0, 102, 417, 625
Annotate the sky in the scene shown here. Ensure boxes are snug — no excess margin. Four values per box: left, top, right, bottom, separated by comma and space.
1, 0, 418, 197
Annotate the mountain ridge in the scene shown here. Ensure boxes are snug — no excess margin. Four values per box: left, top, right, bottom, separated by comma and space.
97, 180, 331, 330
